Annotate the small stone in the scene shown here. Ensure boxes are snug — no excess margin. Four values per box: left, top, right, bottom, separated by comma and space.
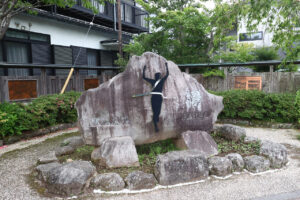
37, 152, 58, 164
91, 173, 125, 191
174, 130, 218, 157
244, 155, 270, 173
66, 158, 73, 163
36, 162, 62, 182
125, 171, 157, 190
225, 153, 244, 172
208, 156, 232, 176
217, 124, 246, 141
154, 150, 209, 185
91, 136, 139, 168
46, 161, 96, 196
260, 140, 288, 168
55, 146, 75, 157
62, 136, 84, 148
244, 136, 259, 144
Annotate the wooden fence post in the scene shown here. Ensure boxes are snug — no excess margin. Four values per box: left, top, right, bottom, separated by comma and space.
40, 68, 47, 95
269, 65, 274, 93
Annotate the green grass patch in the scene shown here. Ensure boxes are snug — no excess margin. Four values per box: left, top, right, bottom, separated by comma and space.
297, 135, 300, 141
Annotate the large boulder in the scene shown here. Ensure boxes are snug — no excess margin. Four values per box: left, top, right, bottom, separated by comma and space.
75, 52, 223, 146
91, 173, 125, 191
154, 150, 209, 185
173, 130, 218, 157
259, 140, 288, 168
91, 136, 139, 168
216, 124, 246, 142
45, 161, 96, 196
208, 156, 232, 176
125, 171, 157, 190
244, 155, 270, 173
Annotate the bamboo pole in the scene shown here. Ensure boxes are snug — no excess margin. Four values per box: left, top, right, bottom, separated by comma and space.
60, 67, 74, 94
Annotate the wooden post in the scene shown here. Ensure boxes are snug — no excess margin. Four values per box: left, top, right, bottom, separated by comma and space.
224, 67, 229, 90
117, 0, 123, 58
269, 65, 274, 93
74, 68, 80, 91
40, 68, 47, 95
60, 68, 74, 94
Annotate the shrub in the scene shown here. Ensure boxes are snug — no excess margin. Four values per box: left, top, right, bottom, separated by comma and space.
0, 91, 81, 138
212, 90, 299, 123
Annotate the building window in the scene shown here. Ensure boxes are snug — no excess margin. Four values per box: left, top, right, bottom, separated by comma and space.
87, 49, 98, 75
90, 0, 105, 14
239, 31, 263, 41
5, 42, 30, 76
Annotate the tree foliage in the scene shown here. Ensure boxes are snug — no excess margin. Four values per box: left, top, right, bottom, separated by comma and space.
124, 5, 211, 64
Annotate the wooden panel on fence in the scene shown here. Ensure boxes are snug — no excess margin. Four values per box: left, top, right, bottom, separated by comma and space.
84, 79, 99, 90
8, 80, 37, 100
234, 76, 262, 90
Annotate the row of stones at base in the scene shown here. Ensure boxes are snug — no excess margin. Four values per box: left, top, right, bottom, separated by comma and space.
35, 141, 288, 197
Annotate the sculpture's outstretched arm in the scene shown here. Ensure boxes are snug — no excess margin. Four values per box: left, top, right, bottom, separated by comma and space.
162, 62, 169, 81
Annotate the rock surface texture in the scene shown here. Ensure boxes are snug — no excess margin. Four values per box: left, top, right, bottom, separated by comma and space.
208, 156, 233, 176
225, 153, 244, 172
55, 146, 74, 157
244, 155, 270, 173
37, 151, 58, 164
259, 140, 288, 168
91, 136, 139, 168
36, 162, 62, 182
62, 136, 84, 148
91, 173, 125, 191
217, 124, 246, 142
125, 171, 157, 190
154, 150, 209, 185
75, 52, 223, 145
174, 130, 218, 157
45, 161, 96, 196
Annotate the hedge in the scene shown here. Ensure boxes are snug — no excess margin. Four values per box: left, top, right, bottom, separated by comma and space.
0, 91, 81, 139
1, 89, 299, 139
212, 90, 299, 124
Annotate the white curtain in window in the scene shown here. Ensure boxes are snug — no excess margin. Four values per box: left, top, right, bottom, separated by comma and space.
125, 4, 132, 23
87, 50, 97, 75
6, 42, 30, 76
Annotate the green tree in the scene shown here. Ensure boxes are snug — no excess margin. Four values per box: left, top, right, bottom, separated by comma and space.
0, 0, 107, 40
214, 0, 300, 63
122, 1, 211, 65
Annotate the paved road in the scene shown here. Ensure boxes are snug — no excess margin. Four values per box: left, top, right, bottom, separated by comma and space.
0, 127, 299, 200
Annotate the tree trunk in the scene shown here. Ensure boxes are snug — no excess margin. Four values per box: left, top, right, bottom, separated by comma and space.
0, 16, 11, 40
117, 0, 123, 58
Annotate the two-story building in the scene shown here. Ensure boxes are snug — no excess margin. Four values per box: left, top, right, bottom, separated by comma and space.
0, 0, 148, 102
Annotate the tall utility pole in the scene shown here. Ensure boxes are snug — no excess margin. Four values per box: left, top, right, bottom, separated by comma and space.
117, 0, 123, 58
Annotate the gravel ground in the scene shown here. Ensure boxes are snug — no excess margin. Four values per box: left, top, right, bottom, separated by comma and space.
0, 127, 299, 200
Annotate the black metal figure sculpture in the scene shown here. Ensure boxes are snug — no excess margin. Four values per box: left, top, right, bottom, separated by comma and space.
142, 62, 169, 132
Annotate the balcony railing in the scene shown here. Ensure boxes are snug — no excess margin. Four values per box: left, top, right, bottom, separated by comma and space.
75, 0, 149, 30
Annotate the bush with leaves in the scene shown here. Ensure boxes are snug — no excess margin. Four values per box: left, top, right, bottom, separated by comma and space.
0, 91, 81, 139
212, 90, 299, 123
